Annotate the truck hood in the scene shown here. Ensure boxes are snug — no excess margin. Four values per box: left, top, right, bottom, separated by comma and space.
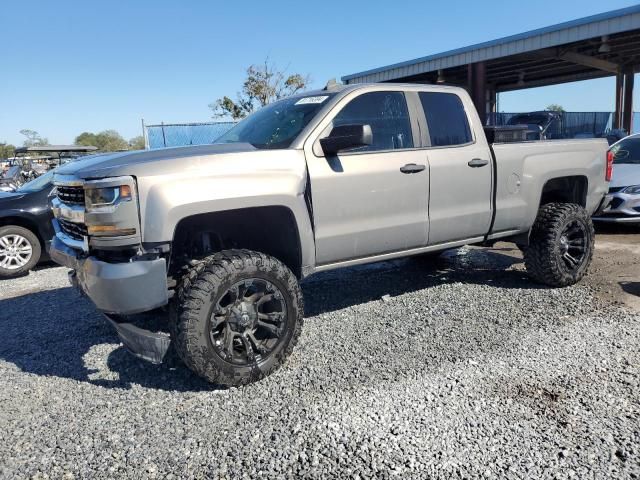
54, 143, 258, 179
610, 164, 640, 188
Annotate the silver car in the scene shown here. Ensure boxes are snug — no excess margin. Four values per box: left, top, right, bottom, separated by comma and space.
594, 134, 640, 223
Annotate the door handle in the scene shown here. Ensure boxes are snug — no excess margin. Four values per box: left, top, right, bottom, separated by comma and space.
468, 158, 489, 168
400, 163, 426, 174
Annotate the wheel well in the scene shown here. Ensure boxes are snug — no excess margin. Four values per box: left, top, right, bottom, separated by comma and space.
171, 206, 303, 278
539, 176, 588, 208
0, 216, 44, 247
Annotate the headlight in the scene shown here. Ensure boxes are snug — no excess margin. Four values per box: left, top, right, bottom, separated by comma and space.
622, 185, 640, 195
82, 176, 139, 239
85, 185, 132, 209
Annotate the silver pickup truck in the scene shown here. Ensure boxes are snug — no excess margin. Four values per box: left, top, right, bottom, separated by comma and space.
49, 83, 611, 386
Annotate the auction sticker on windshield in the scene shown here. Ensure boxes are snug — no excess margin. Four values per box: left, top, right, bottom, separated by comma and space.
295, 96, 329, 105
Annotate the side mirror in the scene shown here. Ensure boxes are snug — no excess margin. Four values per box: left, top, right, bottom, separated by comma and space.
320, 124, 373, 155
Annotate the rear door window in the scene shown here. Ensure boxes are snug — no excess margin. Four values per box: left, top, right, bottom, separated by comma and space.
332, 91, 414, 152
418, 92, 473, 147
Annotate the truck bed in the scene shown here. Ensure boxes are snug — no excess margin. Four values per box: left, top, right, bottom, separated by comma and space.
489, 138, 609, 236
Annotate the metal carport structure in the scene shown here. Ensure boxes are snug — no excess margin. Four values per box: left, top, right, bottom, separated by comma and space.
342, 6, 640, 133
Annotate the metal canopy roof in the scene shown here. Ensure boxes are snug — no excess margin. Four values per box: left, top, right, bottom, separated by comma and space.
14, 145, 98, 154
342, 5, 640, 90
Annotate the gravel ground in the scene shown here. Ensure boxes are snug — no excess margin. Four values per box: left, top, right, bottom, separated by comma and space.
0, 242, 639, 479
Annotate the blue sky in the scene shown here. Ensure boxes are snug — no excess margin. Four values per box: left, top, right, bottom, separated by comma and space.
0, 0, 637, 145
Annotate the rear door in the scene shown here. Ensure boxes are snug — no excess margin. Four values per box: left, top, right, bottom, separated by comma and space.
305, 90, 430, 265
416, 91, 493, 244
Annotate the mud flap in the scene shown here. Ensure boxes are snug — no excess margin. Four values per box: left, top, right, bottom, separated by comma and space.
104, 314, 171, 364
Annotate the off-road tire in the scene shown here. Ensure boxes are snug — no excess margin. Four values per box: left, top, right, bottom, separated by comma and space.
0, 225, 41, 279
170, 249, 303, 386
524, 203, 594, 287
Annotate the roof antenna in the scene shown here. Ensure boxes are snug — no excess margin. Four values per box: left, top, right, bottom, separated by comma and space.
324, 78, 340, 90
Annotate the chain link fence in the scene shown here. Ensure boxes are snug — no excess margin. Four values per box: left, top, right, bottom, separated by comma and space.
144, 112, 638, 149
144, 121, 236, 149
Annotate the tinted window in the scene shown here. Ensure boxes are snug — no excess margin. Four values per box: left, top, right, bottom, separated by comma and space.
332, 92, 413, 152
611, 137, 640, 164
419, 92, 472, 147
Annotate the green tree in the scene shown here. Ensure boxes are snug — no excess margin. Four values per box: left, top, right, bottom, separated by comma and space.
545, 104, 565, 112
19, 129, 48, 147
129, 136, 145, 150
0, 142, 15, 159
74, 130, 129, 152
210, 59, 310, 120
75, 132, 99, 147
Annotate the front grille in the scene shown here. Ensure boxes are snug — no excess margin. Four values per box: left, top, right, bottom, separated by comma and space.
57, 185, 85, 205
58, 219, 88, 240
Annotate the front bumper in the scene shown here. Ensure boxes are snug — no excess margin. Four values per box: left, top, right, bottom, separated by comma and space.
592, 190, 640, 223
49, 235, 169, 315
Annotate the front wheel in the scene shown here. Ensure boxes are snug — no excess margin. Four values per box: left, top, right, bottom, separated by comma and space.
523, 203, 594, 287
0, 225, 41, 278
170, 249, 303, 386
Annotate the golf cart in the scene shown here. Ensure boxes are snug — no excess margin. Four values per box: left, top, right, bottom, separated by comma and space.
2, 145, 97, 191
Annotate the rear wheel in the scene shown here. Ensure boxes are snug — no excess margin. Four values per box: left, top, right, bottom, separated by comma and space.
170, 249, 303, 386
0, 226, 41, 278
523, 203, 594, 287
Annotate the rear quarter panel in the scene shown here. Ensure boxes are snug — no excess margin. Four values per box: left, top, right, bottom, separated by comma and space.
492, 139, 608, 233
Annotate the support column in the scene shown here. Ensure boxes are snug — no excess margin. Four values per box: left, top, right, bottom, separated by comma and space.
470, 62, 487, 125
622, 68, 635, 134
487, 88, 497, 111
614, 73, 624, 130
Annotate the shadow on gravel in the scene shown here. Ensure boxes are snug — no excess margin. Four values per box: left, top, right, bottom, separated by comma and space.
0, 287, 213, 392
594, 222, 640, 235
302, 249, 539, 317
0, 261, 59, 282
31, 260, 59, 272
0, 246, 538, 390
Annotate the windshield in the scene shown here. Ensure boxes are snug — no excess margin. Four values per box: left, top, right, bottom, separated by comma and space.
215, 94, 335, 149
16, 170, 54, 193
611, 137, 640, 165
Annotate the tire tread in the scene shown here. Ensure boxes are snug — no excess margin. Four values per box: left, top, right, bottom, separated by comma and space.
170, 249, 303, 386
523, 203, 594, 287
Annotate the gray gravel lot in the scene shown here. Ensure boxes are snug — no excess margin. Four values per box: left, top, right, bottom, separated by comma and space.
0, 244, 639, 479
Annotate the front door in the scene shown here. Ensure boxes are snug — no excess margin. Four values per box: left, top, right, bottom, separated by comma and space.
305, 91, 430, 265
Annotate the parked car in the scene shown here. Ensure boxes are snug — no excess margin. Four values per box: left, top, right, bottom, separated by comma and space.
593, 133, 640, 224
50, 83, 610, 386
0, 170, 59, 277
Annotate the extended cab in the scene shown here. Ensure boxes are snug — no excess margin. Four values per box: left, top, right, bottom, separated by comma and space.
49, 83, 611, 386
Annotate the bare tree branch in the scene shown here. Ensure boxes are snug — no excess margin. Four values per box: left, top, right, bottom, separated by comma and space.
210, 59, 311, 120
